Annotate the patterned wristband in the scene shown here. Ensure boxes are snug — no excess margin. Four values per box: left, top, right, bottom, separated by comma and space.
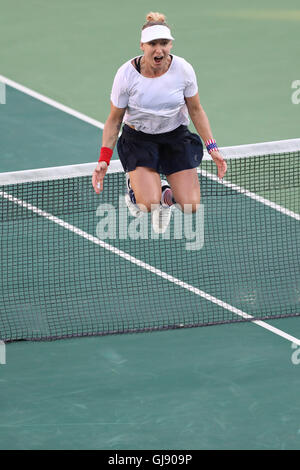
99, 147, 113, 165
205, 139, 218, 154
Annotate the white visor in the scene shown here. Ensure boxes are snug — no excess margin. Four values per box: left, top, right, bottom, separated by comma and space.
141, 25, 174, 43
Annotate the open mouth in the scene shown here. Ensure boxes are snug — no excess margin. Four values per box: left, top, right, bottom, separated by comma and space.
154, 56, 163, 64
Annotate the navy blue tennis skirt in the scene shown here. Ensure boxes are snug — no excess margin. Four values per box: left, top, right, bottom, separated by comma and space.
117, 124, 203, 176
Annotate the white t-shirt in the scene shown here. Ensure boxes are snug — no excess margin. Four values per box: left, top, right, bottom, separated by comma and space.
110, 55, 198, 134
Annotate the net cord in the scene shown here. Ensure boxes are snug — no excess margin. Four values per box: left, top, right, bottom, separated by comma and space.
0, 138, 299, 186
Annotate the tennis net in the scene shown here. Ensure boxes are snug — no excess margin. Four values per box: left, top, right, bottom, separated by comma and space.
0, 138, 299, 341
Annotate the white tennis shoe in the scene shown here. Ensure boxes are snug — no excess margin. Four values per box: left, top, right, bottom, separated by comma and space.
151, 179, 174, 234
151, 205, 172, 234
125, 173, 142, 217
160, 179, 174, 208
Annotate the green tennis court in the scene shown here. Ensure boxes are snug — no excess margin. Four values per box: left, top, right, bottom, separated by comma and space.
1, 0, 300, 450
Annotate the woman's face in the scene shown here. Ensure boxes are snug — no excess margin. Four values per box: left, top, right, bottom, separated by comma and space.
140, 39, 173, 69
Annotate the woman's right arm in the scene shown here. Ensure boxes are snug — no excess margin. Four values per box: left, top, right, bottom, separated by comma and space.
92, 103, 126, 194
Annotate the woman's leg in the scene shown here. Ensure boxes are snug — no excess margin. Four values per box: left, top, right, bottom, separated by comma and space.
166, 168, 200, 213
128, 166, 162, 212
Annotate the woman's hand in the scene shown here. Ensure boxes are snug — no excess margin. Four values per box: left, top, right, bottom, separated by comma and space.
92, 161, 108, 194
184, 96, 228, 179
210, 150, 227, 179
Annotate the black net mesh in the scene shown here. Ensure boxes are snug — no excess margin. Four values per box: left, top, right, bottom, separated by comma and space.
0, 150, 299, 341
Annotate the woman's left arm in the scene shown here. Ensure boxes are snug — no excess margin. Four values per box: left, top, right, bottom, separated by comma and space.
185, 93, 227, 179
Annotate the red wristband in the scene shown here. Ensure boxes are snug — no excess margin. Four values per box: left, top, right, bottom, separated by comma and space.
99, 147, 113, 165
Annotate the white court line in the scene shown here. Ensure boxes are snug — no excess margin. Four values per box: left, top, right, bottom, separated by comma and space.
1, 189, 299, 346
0, 74, 105, 130
199, 169, 300, 220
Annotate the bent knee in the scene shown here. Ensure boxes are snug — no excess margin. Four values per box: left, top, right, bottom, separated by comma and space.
136, 198, 161, 213
175, 196, 201, 213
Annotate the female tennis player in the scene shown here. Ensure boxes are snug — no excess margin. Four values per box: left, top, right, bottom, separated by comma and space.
92, 12, 227, 233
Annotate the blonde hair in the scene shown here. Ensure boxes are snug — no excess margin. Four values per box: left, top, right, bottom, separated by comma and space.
142, 11, 169, 30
